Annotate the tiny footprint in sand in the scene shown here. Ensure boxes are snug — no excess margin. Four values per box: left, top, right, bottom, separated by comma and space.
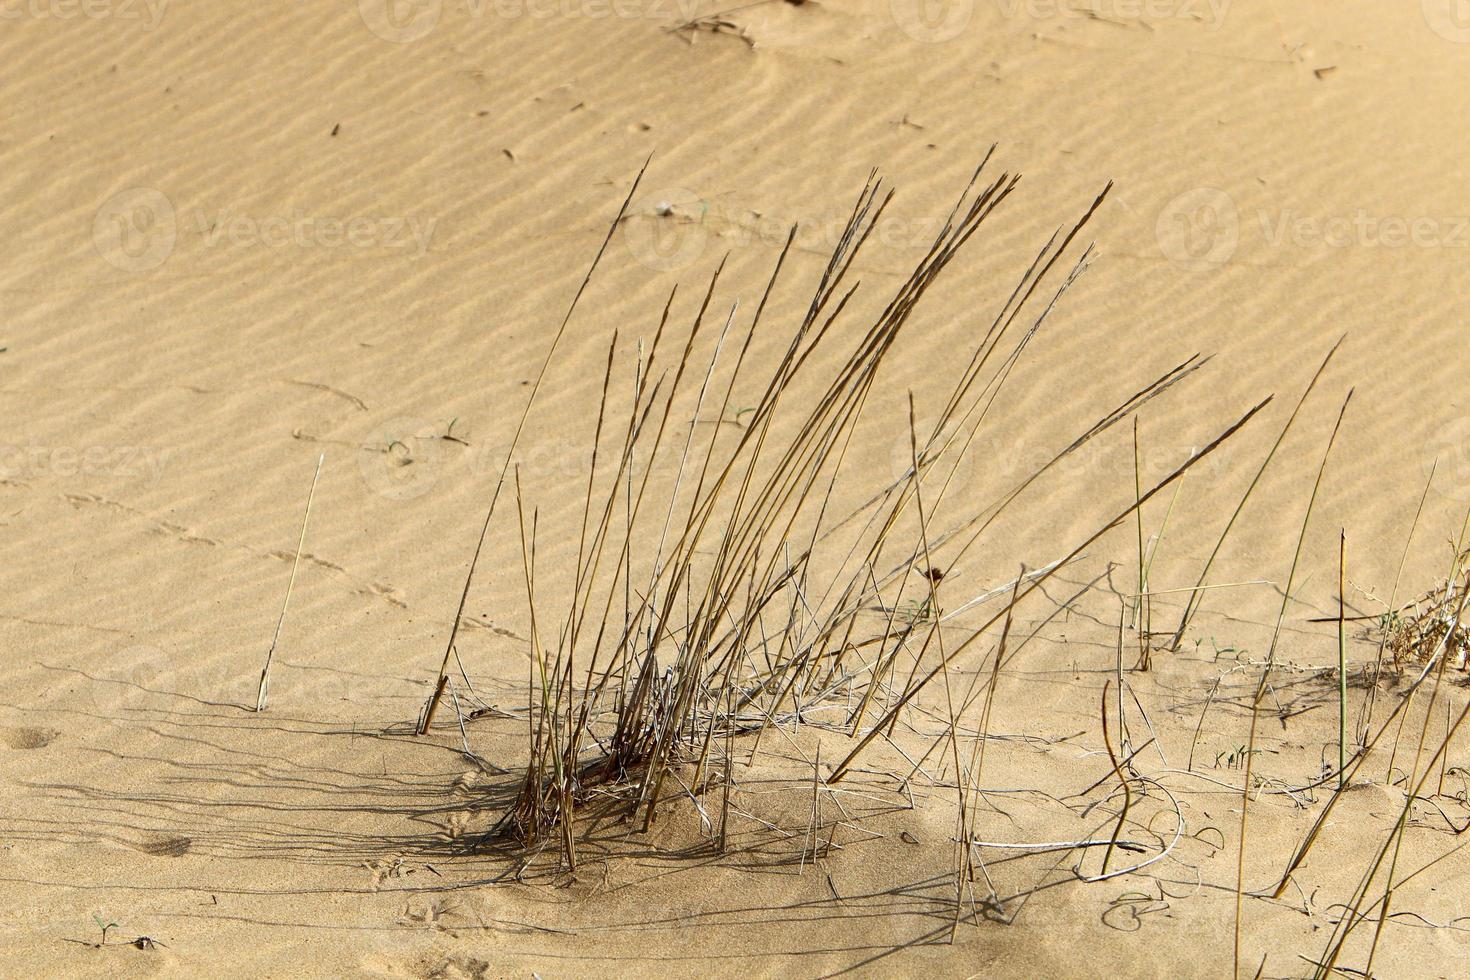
136, 834, 193, 857
1, 727, 58, 749
444, 811, 469, 840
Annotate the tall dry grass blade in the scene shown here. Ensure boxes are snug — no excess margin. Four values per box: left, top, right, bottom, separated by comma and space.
1167, 335, 1344, 651
1360, 461, 1435, 742
1233, 388, 1352, 979
418, 156, 652, 735
1338, 529, 1347, 790
255, 453, 324, 712
1132, 418, 1149, 669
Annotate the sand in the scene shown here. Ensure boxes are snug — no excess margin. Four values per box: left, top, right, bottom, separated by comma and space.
3, 0, 1470, 976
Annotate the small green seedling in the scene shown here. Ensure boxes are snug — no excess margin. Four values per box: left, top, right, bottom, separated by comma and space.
441, 417, 469, 446
897, 596, 933, 626
92, 913, 119, 946
1214, 744, 1259, 770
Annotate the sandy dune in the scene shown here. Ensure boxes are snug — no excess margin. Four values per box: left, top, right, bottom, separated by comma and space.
3, 0, 1470, 976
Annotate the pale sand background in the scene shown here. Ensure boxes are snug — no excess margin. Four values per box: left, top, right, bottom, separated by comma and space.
3, 0, 1470, 976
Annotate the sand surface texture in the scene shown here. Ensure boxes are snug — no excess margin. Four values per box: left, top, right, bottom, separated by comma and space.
3, 1, 1470, 976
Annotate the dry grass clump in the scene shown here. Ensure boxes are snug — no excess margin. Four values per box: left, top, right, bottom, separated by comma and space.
385, 153, 1470, 977
1255, 507, 1470, 978
1381, 546, 1470, 671
459, 154, 1264, 869
375, 155, 1470, 978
